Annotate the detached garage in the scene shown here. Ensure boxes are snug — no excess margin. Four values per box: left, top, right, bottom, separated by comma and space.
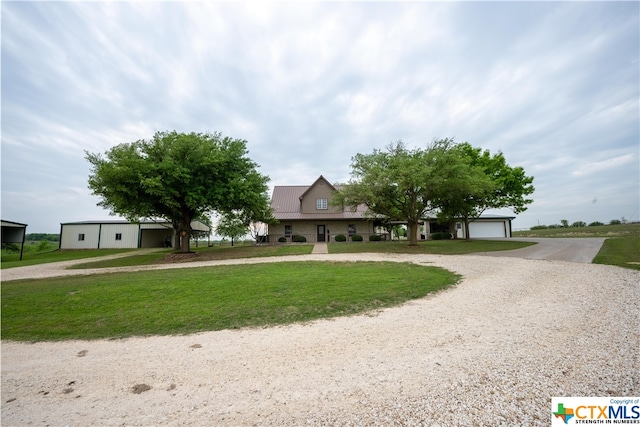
457, 215, 515, 239
59, 220, 210, 249
426, 215, 514, 240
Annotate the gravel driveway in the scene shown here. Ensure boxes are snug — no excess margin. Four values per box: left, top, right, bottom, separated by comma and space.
2, 252, 638, 426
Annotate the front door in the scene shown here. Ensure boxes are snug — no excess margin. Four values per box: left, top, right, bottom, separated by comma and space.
317, 225, 326, 242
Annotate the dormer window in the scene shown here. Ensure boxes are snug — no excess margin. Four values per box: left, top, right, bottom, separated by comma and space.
316, 198, 328, 210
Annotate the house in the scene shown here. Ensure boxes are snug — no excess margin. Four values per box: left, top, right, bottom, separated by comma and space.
269, 175, 375, 243
59, 220, 210, 249
1, 219, 28, 260
269, 176, 515, 242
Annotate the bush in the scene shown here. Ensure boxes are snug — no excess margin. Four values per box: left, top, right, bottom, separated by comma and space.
369, 234, 382, 242
588, 221, 604, 227
610, 219, 621, 225
530, 225, 548, 230
278, 237, 287, 243
351, 234, 363, 242
572, 221, 586, 228
334, 234, 347, 242
431, 232, 452, 240
292, 235, 307, 243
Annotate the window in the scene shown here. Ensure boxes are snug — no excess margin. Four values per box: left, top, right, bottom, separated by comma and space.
348, 224, 356, 235
316, 198, 328, 210
78, 233, 85, 241
284, 225, 292, 236
115, 233, 122, 241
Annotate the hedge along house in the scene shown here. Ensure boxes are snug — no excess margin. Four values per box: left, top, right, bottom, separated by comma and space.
1, 219, 28, 260
269, 176, 516, 242
269, 176, 376, 243
59, 220, 210, 249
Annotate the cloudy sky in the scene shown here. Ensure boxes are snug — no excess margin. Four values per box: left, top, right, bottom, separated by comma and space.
2, 1, 638, 233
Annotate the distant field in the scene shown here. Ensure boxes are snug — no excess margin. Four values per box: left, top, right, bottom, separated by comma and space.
513, 223, 639, 238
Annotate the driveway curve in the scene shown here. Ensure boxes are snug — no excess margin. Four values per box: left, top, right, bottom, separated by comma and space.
477, 237, 606, 263
2, 251, 638, 426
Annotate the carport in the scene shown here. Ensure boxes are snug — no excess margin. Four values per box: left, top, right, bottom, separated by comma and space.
1, 220, 28, 260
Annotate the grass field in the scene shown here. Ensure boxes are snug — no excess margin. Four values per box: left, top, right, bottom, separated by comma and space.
592, 237, 640, 270
1, 261, 458, 341
328, 239, 535, 254
512, 223, 639, 238
3, 226, 637, 342
61, 240, 533, 268
0, 247, 138, 269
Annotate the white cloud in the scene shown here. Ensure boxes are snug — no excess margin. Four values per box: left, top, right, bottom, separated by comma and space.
571, 153, 637, 177
1, 1, 638, 232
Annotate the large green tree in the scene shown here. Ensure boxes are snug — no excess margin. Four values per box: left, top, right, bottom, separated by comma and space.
436, 142, 535, 239
335, 139, 468, 246
86, 131, 271, 253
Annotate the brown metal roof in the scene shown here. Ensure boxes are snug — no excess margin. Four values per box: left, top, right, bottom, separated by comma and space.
270, 182, 368, 221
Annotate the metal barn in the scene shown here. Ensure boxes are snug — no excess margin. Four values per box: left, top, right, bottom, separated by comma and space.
59, 220, 210, 249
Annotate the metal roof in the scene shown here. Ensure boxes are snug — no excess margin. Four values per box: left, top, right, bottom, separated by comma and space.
60, 219, 211, 231
270, 183, 369, 221
1, 219, 28, 228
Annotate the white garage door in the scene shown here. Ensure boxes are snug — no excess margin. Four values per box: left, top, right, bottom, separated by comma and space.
468, 221, 506, 238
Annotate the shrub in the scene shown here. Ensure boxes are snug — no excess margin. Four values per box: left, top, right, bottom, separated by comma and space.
292, 235, 307, 243
588, 221, 604, 227
351, 234, 363, 242
431, 232, 452, 240
369, 234, 382, 242
572, 221, 586, 228
610, 219, 621, 225
530, 225, 548, 230
278, 237, 287, 243
334, 234, 347, 242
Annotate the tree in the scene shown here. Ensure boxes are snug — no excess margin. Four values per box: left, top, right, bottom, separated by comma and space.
335, 140, 463, 246
86, 131, 271, 253
437, 142, 534, 240
560, 219, 569, 228
217, 196, 278, 245
216, 213, 248, 246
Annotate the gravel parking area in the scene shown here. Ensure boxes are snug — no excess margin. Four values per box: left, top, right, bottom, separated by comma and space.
2, 253, 638, 426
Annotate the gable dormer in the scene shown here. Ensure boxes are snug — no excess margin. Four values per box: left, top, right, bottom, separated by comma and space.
299, 175, 341, 214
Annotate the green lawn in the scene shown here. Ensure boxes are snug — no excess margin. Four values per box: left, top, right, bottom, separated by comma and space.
1, 261, 458, 342
328, 239, 535, 254
69, 244, 314, 268
1, 248, 138, 269
67, 240, 534, 268
593, 237, 640, 270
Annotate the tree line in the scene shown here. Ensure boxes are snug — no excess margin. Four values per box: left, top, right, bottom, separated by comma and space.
86, 132, 534, 252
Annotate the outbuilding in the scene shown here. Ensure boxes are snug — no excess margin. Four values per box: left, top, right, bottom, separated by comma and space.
59, 220, 210, 249
1, 219, 28, 260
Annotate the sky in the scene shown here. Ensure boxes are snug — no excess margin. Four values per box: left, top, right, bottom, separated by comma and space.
2, 1, 639, 234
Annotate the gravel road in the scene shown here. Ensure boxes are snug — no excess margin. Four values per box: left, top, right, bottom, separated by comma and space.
2, 253, 638, 426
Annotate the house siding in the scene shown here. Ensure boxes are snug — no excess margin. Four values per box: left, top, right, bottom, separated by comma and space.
60, 224, 101, 249
98, 223, 140, 248
270, 220, 373, 242
300, 178, 342, 214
